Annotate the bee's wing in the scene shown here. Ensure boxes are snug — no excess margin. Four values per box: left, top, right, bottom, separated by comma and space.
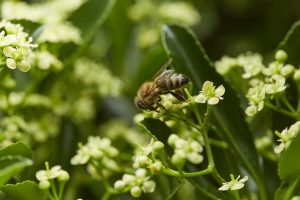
151, 58, 173, 81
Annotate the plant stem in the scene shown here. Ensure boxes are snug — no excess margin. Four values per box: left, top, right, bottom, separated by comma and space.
265, 102, 299, 120
280, 93, 296, 112
162, 167, 212, 177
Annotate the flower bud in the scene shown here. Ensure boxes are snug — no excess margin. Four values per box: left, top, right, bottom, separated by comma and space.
19, 59, 31, 72
168, 134, 179, 146
187, 152, 203, 164
293, 69, 300, 81
122, 174, 135, 185
142, 180, 156, 193
38, 180, 50, 190
6, 58, 17, 69
135, 168, 147, 178
171, 151, 186, 167
114, 180, 125, 191
152, 141, 164, 152
149, 161, 162, 174
58, 171, 70, 182
275, 50, 288, 63
130, 186, 142, 198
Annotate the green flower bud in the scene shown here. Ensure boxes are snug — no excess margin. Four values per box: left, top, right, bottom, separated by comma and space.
275, 50, 288, 63
142, 180, 156, 193
19, 59, 31, 72
38, 180, 50, 190
152, 141, 164, 152
114, 180, 125, 191
130, 186, 142, 198
171, 151, 186, 168
167, 134, 179, 146
6, 58, 17, 69
58, 171, 70, 182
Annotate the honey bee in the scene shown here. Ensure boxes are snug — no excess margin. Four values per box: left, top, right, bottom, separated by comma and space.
135, 58, 190, 111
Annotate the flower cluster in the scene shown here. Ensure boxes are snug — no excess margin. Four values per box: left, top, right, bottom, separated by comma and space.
114, 139, 163, 198
215, 52, 264, 78
36, 162, 69, 200
218, 174, 248, 191
168, 134, 204, 168
74, 59, 123, 97
128, 0, 200, 48
71, 136, 120, 178
274, 121, 300, 153
216, 50, 295, 116
194, 81, 225, 105
132, 140, 164, 173
2, 0, 84, 44
114, 168, 156, 198
0, 20, 37, 72
36, 163, 69, 190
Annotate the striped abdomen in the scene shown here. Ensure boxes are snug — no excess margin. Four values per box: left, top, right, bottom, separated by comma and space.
156, 70, 189, 93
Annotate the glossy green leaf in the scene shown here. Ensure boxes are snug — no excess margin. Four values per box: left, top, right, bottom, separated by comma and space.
0, 142, 33, 187
0, 156, 33, 187
0, 142, 32, 158
278, 133, 300, 179
2, 181, 45, 200
275, 176, 300, 200
140, 118, 173, 155
161, 24, 266, 199
277, 20, 300, 66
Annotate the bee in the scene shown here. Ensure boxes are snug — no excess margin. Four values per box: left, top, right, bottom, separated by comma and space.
135, 58, 190, 111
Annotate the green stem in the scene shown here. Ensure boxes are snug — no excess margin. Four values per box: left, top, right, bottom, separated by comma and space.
162, 167, 212, 177
233, 190, 240, 200
280, 93, 296, 112
265, 102, 299, 120
58, 182, 65, 200
209, 138, 228, 149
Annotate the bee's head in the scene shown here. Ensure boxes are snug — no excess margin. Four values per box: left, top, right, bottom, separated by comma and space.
134, 96, 148, 110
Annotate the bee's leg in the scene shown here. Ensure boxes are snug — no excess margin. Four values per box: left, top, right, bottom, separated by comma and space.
170, 90, 187, 101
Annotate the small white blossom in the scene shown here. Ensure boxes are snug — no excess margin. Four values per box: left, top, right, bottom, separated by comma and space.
215, 56, 237, 75
219, 175, 248, 191
245, 82, 266, 116
168, 134, 204, 167
237, 53, 264, 79
36, 164, 69, 184
114, 168, 156, 198
264, 75, 286, 94
71, 136, 120, 177
195, 81, 225, 105
274, 121, 300, 153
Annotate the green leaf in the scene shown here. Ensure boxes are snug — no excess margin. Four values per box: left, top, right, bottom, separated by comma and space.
0, 142, 33, 187
275, 176, 300, 200
161, 25, 266, 199
277, 20, 300, 66
278, 133, 300, 179
2, 181, 45, 200
0, 156, 33, 187
0, 142, 32, 159
139, 118, 173, 155
70, 0, 116, 40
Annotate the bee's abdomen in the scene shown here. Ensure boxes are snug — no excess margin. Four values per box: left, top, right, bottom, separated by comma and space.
161, 74, 189, 91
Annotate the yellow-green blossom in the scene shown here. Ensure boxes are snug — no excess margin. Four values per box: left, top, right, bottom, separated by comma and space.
195, 81, 225, 105
219, 174, 248, 191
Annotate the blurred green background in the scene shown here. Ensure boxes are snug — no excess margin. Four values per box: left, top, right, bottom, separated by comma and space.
1, 0, 300, 199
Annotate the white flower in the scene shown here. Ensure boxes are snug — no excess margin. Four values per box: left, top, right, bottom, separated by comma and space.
218, 175, 248, 191
195, 81, 225, 105
36, 164, 69, 183
215, 56, 237, 75
245, 82, 266, 116
274, 121, 300, 153
265, 75, 286, 94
